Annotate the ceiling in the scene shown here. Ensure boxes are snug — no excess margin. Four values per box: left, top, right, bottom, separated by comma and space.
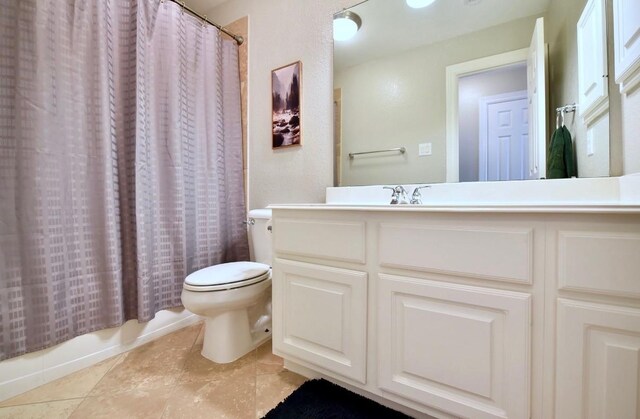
334, 0, 552, 71
186, 0, 230, 15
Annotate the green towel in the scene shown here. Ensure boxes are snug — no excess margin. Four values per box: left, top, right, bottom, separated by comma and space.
547, 126, 576, 179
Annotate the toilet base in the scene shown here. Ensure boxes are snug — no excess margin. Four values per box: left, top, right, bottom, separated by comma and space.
201, 309, 271, 363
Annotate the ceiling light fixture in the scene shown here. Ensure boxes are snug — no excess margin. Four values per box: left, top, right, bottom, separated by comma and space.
406, 0, 437, 8
333, 10, 362, 41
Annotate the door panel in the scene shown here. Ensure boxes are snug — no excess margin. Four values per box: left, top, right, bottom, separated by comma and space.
527, 17, 547, 180
480, 94, 529, 181
378, 273, 531, 419
556, 299, 640, 419
272, 258, 368, 383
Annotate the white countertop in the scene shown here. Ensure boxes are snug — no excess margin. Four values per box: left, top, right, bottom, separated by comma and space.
269, 203, 640, 214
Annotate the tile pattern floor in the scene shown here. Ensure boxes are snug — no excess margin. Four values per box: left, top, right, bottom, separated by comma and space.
0, 323, 307, 419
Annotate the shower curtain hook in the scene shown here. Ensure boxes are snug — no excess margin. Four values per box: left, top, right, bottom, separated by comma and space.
202, 14, 207, 27
181, 1, 185, 14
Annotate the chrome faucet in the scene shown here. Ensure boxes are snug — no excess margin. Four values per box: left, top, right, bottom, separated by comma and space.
383, 186, 409, 205
410, 186, 431, 205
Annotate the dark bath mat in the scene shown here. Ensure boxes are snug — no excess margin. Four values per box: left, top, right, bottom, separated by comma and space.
262, 378, 414, 419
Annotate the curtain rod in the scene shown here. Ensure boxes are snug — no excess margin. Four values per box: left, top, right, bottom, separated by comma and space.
166, 0, 244, 45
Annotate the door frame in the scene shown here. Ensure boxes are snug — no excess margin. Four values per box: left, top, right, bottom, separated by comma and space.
478, 90, 528, 181
445, 48, 529, 182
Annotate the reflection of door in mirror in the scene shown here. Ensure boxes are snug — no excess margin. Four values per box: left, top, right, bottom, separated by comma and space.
458, 66, 528, 182
481, 92, 529, 181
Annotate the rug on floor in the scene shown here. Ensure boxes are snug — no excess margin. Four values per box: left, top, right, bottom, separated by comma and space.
263, 378, 414, 419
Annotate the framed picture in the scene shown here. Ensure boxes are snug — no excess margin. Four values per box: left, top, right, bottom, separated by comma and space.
272, 61, 302, 149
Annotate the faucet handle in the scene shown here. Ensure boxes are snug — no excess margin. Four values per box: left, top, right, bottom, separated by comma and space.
410, 185, 431, 205
395, 186, 409, 204
383, 186, 399, 204
383, 185, 409, 205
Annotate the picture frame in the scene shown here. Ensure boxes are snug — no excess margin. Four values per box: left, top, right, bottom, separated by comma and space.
271, 61, 302, 149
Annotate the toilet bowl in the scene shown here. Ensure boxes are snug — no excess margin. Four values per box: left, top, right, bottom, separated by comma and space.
181, 209, 273, 364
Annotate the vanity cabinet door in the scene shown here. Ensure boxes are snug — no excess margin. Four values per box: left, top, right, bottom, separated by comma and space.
613, 0, 640, 93
577, 0, 609, 123
378, 273, 531, 419
556, 299, 640, 419
272, 258, 368, 384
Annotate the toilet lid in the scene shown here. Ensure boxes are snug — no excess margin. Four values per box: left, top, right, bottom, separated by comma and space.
184, 262, 271, 291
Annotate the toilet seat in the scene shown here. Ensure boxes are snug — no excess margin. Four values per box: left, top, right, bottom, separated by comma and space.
183, 262, 271, 292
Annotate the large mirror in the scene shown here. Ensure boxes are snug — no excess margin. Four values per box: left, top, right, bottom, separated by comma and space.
333, 0, 623, 186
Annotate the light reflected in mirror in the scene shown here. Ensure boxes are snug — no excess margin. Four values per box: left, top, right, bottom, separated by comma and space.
333, 0, 623, 187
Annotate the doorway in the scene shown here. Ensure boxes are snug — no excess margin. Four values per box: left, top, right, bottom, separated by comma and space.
458, 64, 528, 182
445, 17, 547, 183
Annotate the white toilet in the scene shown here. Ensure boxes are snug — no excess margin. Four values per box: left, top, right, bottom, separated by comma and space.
181, 209, 273, 363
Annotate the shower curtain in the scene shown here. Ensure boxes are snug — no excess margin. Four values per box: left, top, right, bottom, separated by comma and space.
0, 0, 248, 360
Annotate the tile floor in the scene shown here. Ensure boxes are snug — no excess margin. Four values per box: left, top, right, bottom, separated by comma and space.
0, 323, 307, 419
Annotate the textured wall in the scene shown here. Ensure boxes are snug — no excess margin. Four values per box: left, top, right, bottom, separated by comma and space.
208, 0, 359, 209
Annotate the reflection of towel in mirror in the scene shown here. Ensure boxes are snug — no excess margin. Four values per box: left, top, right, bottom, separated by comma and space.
547, 126, 576, 179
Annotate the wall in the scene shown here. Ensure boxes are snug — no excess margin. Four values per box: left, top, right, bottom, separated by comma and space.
458, 64, 528, 182
207, 0, 360, 209
333, 16, 538, 186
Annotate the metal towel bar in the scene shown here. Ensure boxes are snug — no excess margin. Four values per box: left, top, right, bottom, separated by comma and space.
349, 147, 406, 159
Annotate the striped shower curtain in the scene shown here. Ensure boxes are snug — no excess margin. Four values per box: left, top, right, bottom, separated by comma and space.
0, 0, 248, 360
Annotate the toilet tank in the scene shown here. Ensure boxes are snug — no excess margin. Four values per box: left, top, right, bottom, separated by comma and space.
248, 208, 272, 265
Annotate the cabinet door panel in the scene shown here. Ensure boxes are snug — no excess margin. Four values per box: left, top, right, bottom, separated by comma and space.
272, 259, 367, 383
558, 230, 640, 298
378, 273, 531, 419
614, 0, 640, 92
274, 218, 366, 263
556, 299, 640, 419
577, 0, 609, 123
379, 223, 533, 284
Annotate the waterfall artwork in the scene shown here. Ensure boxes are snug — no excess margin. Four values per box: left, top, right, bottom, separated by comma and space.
272, 61, 302, 148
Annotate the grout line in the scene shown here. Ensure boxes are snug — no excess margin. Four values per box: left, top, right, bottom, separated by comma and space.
0, 396, 86, 409
83, 352, 125, 399
65, 353, 126, 418
159, 322, 204, 419
253, 346, 259, 419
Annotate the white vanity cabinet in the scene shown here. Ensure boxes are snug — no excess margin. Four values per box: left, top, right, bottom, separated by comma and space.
552, 219, 640, 419
271, 206, 640, 419
271, 215, 369, 384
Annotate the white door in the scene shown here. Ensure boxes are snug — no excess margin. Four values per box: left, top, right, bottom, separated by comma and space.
527, 17, 547, 180
479, 91, 528, 181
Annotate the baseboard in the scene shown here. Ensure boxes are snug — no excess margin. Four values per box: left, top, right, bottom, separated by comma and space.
0, 308, 200, 402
